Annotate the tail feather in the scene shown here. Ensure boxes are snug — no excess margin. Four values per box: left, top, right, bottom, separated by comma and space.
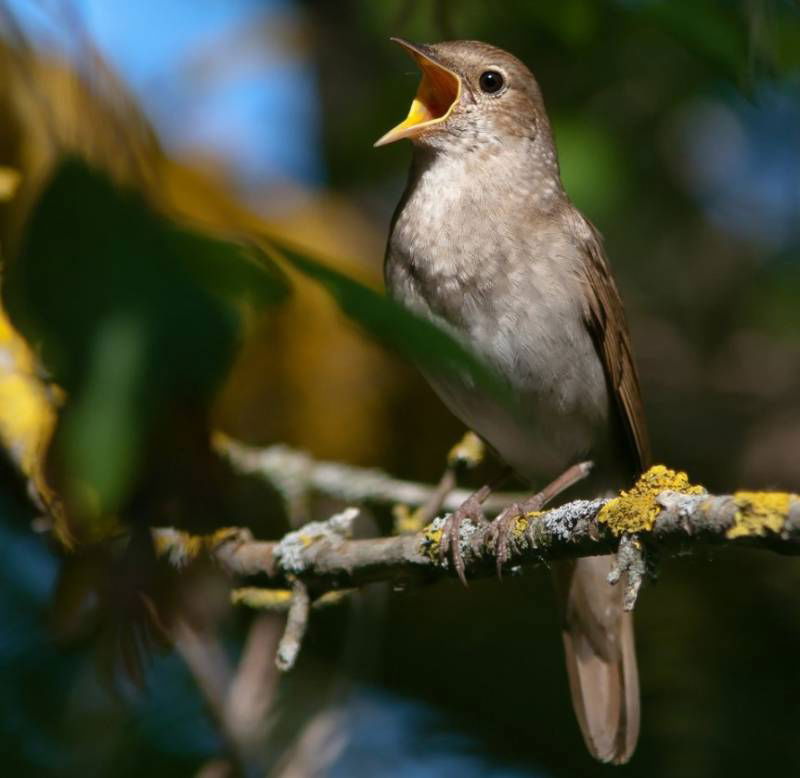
553, 555, 640, 764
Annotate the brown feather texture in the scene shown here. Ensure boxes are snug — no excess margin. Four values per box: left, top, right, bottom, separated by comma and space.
380, 39, 649, 763
580, 222, 652, 476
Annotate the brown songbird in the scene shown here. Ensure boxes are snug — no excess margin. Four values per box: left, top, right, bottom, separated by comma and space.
376, 39, 651, 764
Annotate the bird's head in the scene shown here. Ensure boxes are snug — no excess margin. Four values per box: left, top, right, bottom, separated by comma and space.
375, 38, 550, 151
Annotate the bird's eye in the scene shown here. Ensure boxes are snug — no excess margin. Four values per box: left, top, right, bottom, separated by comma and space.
479, 70, 505, 94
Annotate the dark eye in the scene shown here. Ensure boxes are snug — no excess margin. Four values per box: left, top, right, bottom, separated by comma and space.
479, 70, 505, 94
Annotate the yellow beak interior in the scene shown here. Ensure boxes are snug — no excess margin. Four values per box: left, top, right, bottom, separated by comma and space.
374, 43, 461, 147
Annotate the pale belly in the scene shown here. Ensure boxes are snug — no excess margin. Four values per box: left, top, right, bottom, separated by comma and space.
386, 250, 612, 485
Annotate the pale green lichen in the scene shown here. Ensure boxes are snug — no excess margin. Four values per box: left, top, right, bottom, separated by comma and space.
727, 491, 794, 539
598, 465, 705, 535
275, 508, 358, 573
526, 512, 551, 549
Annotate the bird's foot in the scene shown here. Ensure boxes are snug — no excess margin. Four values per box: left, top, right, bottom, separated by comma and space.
439, 484, 491, 586
490, 460, 594, 578
489, 496, 544, 579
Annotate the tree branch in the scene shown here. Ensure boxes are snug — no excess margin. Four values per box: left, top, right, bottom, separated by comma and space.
153, 464, 800, 673
213, 434, 526, 515
155, 470, 800, 595
275, 579, 310, 671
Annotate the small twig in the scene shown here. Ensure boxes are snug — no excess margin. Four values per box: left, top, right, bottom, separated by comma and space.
173, 570, 276, 775
173, 620, 248, 775
404, 432, 485, 532
275, 580, 310, 672
607, 534, 646, 611
272, 707, 348, 778
232, 587, 355, 613
412, 467, 457, 529
224, 614, 283, 760
214, 435, 526, 516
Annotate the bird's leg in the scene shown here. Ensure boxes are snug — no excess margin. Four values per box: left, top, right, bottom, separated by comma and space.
439, 483, 491, 586
439, 466, 512, 585
490, 461, 594, 578
412, 432, 484, 532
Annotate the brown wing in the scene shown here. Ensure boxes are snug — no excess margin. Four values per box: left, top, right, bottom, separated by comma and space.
558, 217, 648, 764
579, 222, 651, 475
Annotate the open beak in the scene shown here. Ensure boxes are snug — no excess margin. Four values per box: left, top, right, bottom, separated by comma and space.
374, 38, 461, 147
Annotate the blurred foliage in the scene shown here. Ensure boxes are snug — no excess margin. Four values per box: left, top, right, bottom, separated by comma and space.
2, 153, 504, 542
0, 0, 799, 777
6, 157, 289, 537
279, 245, 512, 404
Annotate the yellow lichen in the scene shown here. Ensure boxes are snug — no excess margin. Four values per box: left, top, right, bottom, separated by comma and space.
727, 491, 794, 539
393, 503, 427, 535
232, 587, 354, 611
153, 526, 248, 566
597, 465, 705, 535
152, 529, 204, 566
447, 431, 484, 469
514, 512, 540, 538
422, 523, 443, 560
232, 587, 293, 610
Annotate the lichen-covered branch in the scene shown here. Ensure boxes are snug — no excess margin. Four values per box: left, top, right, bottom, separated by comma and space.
155, 467, 800, 596
213, 433, 525, 516
275, 580, 310, 671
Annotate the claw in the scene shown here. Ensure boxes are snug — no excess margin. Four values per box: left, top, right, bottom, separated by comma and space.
439, 492, 485, 586
491, 505, 518, 580
489, 460, 593, 580
491, 495, 544, 579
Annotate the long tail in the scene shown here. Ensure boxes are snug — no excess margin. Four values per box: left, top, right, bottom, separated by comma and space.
552, 555, 640, 764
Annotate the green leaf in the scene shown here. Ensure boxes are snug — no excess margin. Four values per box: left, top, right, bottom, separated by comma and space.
274, 243, 512, 406
4, 157, 290, 391
58, 314, 148, 527
3, 156, 290, 524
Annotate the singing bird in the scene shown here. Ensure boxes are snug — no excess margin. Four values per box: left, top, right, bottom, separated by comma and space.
376, 39, 650, 764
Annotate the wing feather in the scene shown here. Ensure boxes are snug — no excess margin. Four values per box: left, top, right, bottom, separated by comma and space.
578, 221, 651, 474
